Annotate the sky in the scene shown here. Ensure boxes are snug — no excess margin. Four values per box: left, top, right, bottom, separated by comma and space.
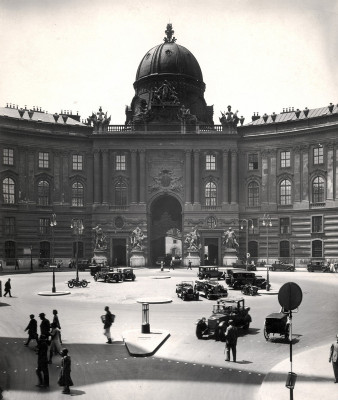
0, 0, 337, 125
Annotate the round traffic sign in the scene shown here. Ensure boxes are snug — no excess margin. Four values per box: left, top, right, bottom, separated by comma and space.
278, 282, 302, 311
246, 253, 250, 258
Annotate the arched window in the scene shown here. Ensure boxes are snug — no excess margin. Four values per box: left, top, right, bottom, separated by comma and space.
280, 179, 291, 205
280, 240, 290, 258
205, 181, 217, 206
312, 176, 325, 203
72, 182, 84, 207
312, 239, 323, 258
5, 240, 16, 259
38, 180, 50, 205
115, 179, 127, 206
3, 177, 15, 204
248, 182, 259, 207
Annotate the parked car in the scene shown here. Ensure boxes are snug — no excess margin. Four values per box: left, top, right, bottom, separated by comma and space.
232, 260, 257, 271
269, 261, 295, 272
176, 281, 199, 301
197, 266, 223, 280
195, 297, 252, 340
117, 268, 136, 281
194, 280, 228, 299
224, 269, 267, 290
307, 259, 326, 272
263, 312, 291, 342
94, 267, 122, 282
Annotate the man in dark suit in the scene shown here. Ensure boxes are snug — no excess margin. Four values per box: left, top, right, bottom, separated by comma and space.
224, 320, 238, 362
329, 334, 338, 383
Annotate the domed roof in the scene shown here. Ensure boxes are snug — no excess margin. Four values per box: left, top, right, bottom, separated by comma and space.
135, 25, 203, 84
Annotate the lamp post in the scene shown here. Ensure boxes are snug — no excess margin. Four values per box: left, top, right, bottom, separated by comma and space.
240, 219, 254, 270
30, 245, 33, 272
71, 219, 84, 281
50, 213, 57, 293
292, 243, 296, 269
262, 214, 272, 291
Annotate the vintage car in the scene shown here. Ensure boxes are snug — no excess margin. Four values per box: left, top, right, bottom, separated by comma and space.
263, 312, 290, 342
224, 269, 267, 290
117, 268, 136, 281
194, 280, 228, 299
269, 261, 295, 272
232, 260, 257, 271
94, 267, 123, 282
197, 266, 223, 280
195, 298, 252, 340
307, 259, 326, 272
176, 281, 199, 301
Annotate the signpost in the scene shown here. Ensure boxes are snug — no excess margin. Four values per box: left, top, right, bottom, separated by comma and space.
278, 282, 303, 400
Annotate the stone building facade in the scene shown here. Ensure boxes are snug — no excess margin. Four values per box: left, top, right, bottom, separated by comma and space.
1, 25, 338, 268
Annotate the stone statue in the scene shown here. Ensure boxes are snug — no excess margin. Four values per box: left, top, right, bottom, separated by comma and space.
185, 226, 200, 251
219, 105, 239, 127
130, 226, 145, 250
92, 225, 107, 250
152, 81, 180, 105
223, 227, 239, 249
178, 104, 197, 124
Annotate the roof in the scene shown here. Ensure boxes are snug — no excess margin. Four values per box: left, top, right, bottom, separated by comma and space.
247, 104, 338, 126
0, 106, 86, 126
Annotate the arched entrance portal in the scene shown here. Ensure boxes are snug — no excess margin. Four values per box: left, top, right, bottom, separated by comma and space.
150, 195, 182, 265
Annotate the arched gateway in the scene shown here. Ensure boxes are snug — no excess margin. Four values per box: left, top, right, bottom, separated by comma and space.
149, 194, 182, 265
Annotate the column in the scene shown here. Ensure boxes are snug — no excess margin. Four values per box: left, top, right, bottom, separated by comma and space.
230, 149, 238, 204
185, 150, 192, 203
222, 149, 229, 204
93, 150, 101, 204
261, 150, 269, 204
269, 150, 277, 204
139, 149, 146, 203
131, 149, 137, 203
193, 149, 200, 204
86, 151, 94, 204
102, 149, 109, 204
293, 147, 301, 202
327, 143, 334, 200
301, 146, 309, 202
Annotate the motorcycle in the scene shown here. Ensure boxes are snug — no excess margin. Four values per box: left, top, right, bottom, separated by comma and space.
241, 284, 258, 296
67, 278, 89, 288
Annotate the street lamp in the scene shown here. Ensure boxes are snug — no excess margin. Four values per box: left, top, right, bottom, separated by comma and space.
240, 219, 254, 270
292, 243, 296, 269
30, 245, 33, 272
262, 214, 272, 291
71, 218, 84, 281
50, 213, 57, 293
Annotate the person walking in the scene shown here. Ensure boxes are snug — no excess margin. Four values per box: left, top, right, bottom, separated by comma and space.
224, 320, 238, 362
36, 335, 49, 388
329, 334, 338, 383
187, 260, 192, 270
102, 306, 114, 344
52, 309, 62, 343
39, 313, 51, 338
48, 322, 62, 364
3, 278, 12, 297
24, 314, 38, 347
58, 348, 73, 394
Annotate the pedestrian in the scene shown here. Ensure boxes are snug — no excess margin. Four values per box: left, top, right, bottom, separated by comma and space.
52, 309, 62, 343
24, 314, 38, 347
160, 260, 164, 271
187, 260, 192, 270
329, 333, 338, 383
3, 278, 12, 297
48, 322, 62, 364
102, 306, 114, 344
15, 259, 20, 270
58, 348, 73, 394
39, 313, 51, 338
36, 335, 49, 388
224, 320, 238, 362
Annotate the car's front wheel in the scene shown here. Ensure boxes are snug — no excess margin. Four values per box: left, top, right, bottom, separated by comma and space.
67, 281, 74, 288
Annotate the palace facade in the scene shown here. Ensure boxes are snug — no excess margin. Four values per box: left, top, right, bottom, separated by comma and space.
1, 25, 338, 268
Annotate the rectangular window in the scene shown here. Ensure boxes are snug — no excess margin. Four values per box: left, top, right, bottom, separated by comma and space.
313, 147, 323, 165
4, 217, 15, 235
39, 218, 50, 235
248, 154, 258, 170
280, 151, 290, 168
38, 152, 49, 168
72, 154, 83, 171
3, 148, 14, 165
206, 154, 216, 170
280, 217, 290, 234
312, 216, 323, 233
116, 154, 126, 171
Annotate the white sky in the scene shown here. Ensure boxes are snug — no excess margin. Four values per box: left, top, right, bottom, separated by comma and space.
0, 0, 337, 124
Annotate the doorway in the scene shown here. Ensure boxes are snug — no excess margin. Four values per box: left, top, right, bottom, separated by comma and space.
204, 237, 219, 265
112, 238, 127, 266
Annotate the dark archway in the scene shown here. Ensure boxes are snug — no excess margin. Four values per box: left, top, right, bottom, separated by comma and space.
150, 195, 182, 265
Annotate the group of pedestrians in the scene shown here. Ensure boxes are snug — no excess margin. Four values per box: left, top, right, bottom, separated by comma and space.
24, 309, 73, 394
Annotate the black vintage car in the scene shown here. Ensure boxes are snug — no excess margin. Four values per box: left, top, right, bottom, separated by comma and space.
196, 298, 252, 340
232, 260, 257, 271
269, 261, 295, 272
194, 280, 228, 300
263, 312, 290, 342
176, 281, 199, 301
224, 269, 267, 290
94, 267, 123, 283
307, 259, 326, 272
117, 268, 136, 281
197, 266, 223, 280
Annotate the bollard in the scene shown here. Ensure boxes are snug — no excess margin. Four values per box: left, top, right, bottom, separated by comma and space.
0, 280, 2, 297
141, 303, 150, 333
